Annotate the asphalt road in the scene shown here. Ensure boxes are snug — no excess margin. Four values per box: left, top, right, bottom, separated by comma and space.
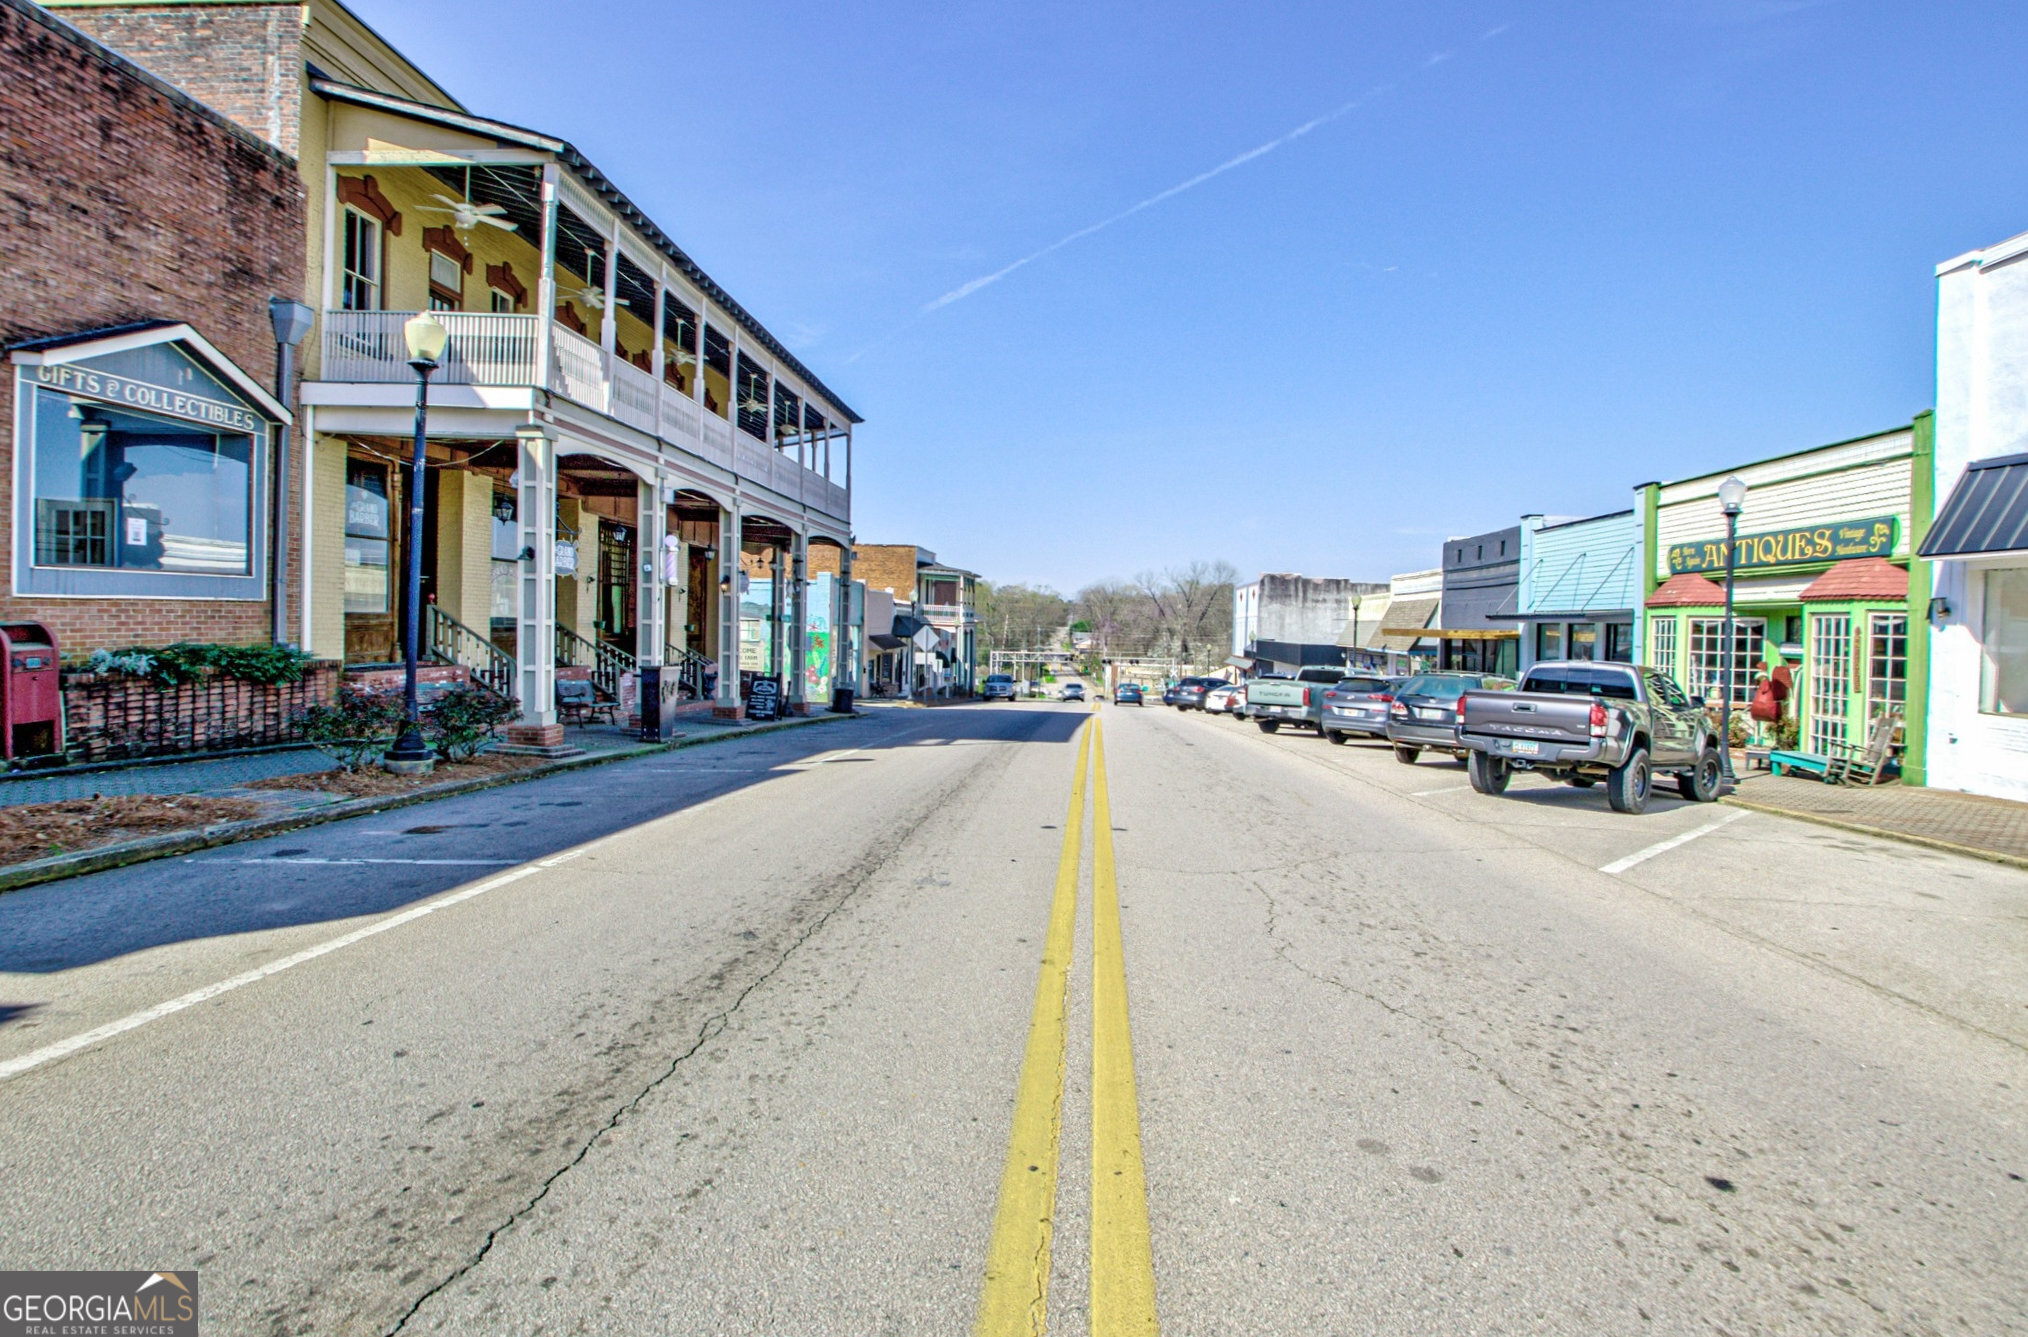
0, 701, 2023, 1334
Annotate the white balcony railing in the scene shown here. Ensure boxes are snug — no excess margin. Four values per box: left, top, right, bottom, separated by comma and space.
318, 311, 846, 519
322, 310, 540, 384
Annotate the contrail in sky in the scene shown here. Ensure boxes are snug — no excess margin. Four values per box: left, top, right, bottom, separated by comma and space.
843, 25, 1510, 362
921, 85, 1392, 313
919, 26, 1509, 316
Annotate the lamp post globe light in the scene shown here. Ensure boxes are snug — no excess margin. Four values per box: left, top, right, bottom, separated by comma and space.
1716, 474, 1747, 787
386, 312, 450, 773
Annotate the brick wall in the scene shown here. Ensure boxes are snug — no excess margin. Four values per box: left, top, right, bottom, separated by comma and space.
0, 0, 306, 656
62, 660, 338, 761
853, 545, 921, 603
50, 1, 304, 154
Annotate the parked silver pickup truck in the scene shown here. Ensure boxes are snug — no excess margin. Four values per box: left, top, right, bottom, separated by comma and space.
1454, 661, 1722, 814
1245, 667, 1346, 734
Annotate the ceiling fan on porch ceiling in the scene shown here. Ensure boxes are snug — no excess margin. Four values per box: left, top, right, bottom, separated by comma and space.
416, 193, 518, 234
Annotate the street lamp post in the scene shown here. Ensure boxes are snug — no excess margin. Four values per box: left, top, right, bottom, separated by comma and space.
267, 298, 314, 648
1716, 474, 1748, 787
386, 312, 449, 773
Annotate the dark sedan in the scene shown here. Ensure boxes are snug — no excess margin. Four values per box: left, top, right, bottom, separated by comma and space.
1384, 672, 1509, 763
1170, 676, 1226, 710
1114, 682, 1144, 705
1320, 675, 1400, 743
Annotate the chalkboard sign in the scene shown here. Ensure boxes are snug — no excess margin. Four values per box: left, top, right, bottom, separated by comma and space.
746, 676, 782, 722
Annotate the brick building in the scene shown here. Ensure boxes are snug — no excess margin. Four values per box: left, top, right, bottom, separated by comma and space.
0, 0, 303, 655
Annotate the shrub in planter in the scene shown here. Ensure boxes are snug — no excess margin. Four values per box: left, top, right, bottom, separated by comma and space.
302, 688, 403, 771
424, 686, 518, 762
86, 642, 313, 687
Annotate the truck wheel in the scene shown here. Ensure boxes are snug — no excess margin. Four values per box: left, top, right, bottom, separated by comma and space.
1326, 729, 1347, 745
1606, 747, 1652, 815
1258, 720, 1280, 734
1467, 750, 1511, 795
1392, 745, 1420, 765
1677, 746, 1722, 802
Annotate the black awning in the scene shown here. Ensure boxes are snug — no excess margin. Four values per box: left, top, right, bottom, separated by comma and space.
1922, 452, 2028, 557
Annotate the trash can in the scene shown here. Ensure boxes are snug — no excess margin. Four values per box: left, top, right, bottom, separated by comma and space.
830, 686, 854, 714
0, 622, 62, 759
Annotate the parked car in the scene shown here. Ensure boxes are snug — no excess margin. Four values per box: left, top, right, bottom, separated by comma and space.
1455, 661, 1721, 814
1320, 675, 1400, 743
1385, 672, 1508, 762
1203, 682, 1243, 714
1026, 679, 1043, 697
1161, 683, 1182, 706
1114, 682, 1144, 705
1060, 682, 1086, 702
982, 673, 1017, 701
1171, 676, 1227, 711
1245, 667, 1348, 734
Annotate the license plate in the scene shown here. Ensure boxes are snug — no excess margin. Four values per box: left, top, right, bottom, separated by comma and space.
1416, 707, 1446, 720
1510, 739, 1540, 755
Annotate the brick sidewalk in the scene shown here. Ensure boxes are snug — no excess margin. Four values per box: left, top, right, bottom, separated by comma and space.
1729, 773, 2028, 867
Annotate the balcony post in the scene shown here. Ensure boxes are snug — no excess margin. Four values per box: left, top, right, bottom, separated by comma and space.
600, 220, 621, 355
788, 532, 808, 711
534, 163, 560, 393
715, 499, 742, 718
770, 541, 787, 684
513, 423, 559, 736
650, 278, 666, 426
637, 475, 666, 669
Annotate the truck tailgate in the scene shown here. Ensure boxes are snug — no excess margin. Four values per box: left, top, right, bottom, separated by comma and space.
1457, 691, 1594, 744
1245, 681, 1312, 708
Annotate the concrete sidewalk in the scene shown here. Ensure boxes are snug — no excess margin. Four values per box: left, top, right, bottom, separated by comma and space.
1729, 772, 2028, 869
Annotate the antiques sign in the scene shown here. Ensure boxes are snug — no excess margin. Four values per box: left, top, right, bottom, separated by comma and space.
1667, 515, 1898, 575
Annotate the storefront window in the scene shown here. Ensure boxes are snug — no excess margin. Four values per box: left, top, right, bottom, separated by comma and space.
30, 389, 252, 575
344, 460, 391, 614
1647, 617, 1678, 679
342, 208, 381, 311
1605, 622, 1633, 663
1687, 617, 1764, 705
1807, 613, 1853, 753
1535, 623, 1563, 661
1569, 623, 1598, 660
1866, 612, 1907, 722
1981, 568, 2028, 715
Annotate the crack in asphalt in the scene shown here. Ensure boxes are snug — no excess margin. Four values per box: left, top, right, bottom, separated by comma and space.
383, 711, 1052, 1335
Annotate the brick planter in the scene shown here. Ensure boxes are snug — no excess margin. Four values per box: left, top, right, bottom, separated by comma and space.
59, 661, 341, 763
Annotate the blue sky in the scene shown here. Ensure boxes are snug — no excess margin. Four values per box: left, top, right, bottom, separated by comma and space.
353, 0, 2028, 592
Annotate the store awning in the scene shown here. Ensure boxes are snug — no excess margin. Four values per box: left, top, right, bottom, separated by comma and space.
1921, 452, 2028, 557
1645, 572, 1728, 607
1427, 628, 1520, 640
1375, 594, 1439, 649
1799, 557, 1908, 602
868, 634, 906, 651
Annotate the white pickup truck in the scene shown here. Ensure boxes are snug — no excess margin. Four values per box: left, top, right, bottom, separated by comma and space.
1244, 667, 1346, 735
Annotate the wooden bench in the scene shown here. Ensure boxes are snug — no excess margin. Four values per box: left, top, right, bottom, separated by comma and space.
556, 677, 617, 726
1768, 711, 1901, 785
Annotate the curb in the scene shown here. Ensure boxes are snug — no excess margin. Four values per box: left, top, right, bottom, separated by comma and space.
1720, 795, 2028, 872
0, 711, 856, 896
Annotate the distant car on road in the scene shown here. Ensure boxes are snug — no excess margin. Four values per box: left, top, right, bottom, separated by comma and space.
1203, 682, 1243, 715
1026, 680, 1043, 697
1170, 676, 1227, 711
1385, 673, 1508, 763
982, 673, 1017, 701
1114, 683, 1144, 705
1321, 675, 1400, 743
1060, 683, 1086, 702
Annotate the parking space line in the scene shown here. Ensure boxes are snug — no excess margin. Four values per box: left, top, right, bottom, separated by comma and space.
975, 720, 1091, 1336
1409, 785, 1468, 797
1599, 809, 1749, 875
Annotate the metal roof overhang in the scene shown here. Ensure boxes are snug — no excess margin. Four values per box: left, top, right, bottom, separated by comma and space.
310, 79, 862, 426
1921, 452, 2028, 558
1514, 608, 1634, 622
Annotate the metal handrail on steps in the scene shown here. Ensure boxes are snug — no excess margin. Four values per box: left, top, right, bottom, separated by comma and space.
425, 605, 516, 701
556, 624, 635, 703
665, 645, 717, 701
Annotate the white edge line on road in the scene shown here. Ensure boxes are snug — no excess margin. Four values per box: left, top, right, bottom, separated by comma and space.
0, 713, 942, 1086
1410, 786, 1468, 797
1599, 808, 1749, 875
233, 858, 516, 867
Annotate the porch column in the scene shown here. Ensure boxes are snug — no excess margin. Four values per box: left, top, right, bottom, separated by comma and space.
637, 477, 666, 667
839, 544, 857, 695
513, 424, 558, 737
770, 543, 787, 683
715, 500, 742, 718
788, 533, 808, 711
534, 164, 560, 383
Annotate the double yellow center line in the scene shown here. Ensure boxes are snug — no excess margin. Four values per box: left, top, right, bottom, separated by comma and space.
976, 713, 1159, 1336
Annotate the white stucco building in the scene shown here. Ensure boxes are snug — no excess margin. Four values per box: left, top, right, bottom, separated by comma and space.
1922, 229, 2028, 801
